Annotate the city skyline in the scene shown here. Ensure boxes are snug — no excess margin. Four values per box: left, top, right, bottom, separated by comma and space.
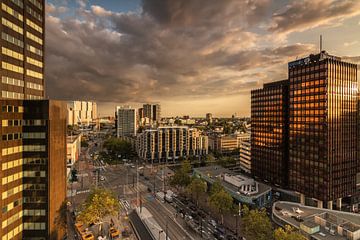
45, 0, 360, 117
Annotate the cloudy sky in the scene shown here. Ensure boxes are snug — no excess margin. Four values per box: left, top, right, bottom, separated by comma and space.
45, 0, 360, 117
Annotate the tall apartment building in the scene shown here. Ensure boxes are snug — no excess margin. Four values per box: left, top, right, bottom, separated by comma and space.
115, 106, 137, 137
0, 1, 67, 239
137, 126, 208, 163
251, 51, 359, 209
143, 103, 161, 124
239, 135, 251, 174
251, 80, 289, 186
67, 101, 97, 126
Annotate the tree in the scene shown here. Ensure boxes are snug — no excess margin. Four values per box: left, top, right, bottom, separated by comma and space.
210, 179, 223, 196
187, 177, 207, 206
170, 160, 192, 190
209, 189, 233, 224
103, 137, 135, 160
241, 205, 273, 240
274, 225, 307, 240
217, 156, 236, 167
77, 188, 120, 226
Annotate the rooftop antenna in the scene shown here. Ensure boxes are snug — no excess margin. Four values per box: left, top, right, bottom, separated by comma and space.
320, 35, 323, 52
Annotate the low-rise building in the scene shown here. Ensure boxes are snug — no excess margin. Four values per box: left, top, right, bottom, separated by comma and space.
273, 201, 360, 240
209, 133, 250, 154
137, 126, 208, 163
193, 166, 272, 208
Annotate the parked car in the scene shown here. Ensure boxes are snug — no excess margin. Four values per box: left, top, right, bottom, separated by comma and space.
109, 227, 120, 239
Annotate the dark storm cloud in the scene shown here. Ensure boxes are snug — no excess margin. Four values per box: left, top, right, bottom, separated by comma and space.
269, 0, 360, 34
45, 1, 315, 104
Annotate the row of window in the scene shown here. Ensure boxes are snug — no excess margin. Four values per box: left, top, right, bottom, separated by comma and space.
26, 18, 42, 33
27, 6, 42, 22
2, 132, 22, 141
2, 158, 22, 170
2, 183, 22, 200
27, 44, 43, 56
2, 75, 24, 87
23, 196, 46, 203
2, 211, 22, 229
2, 171, 22, 185
2, 46, 23, 60
3, 119, 23, 127
26, 69, 43, 79
23, 145, 46, 152
1, 90, 24, 99
2, 3, 23, 21
2, 61, 23, 73
27, 94, 42, 99
24, 222, 46, 230
27, 56, 43, 68
2, 32, 23, 47
23, 132, 46, 139
27, 81, 43, 90
29, 0, 43, 10
24, 209, 46, 216
2, 17, 23, 34
26, 31, 43, 45
10, 0, 23, 9
24, 157, 47, 165
2, 145, 22, 156
24, 183, 45, 190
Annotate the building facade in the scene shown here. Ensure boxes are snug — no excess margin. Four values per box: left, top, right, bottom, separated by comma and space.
251, 80, 289, 186
0, 1, 67, 239
137, 126, 208, 163
251, 51, 359, 209
67, 133, 82, 166
239, 135, 251, 173
115, 106, 137, 138
0, 100, 67, 240
67, 101, 97, 126
288, 52, 358, 208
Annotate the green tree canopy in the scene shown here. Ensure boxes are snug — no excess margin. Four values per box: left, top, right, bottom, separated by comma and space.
187, 177, 207, 206
274, 225, 307, 240
210, 179, 223, 196
241, 205, 273, 240
77, 188, 120, 225
170, 160, 192, 190
103, 137, 135, 159
209, 189, 233, 224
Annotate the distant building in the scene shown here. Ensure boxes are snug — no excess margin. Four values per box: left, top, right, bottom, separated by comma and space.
67, 101, 97, 126
206, 113, 213, 124
67, 133, 82, 167
239, 135, 251, 174
208, 133, 249, 154
143, 103, 161, 124
137, 126, 208, 163
116, 106, 137, 138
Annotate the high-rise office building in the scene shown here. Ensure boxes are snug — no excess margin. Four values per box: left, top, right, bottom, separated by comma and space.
251, 80, 289, 186
251, 51, 359, 209
288, 52, 358, 208
0, 1, 67, 239
116, 106, 137, 137
143, 103, 161, 124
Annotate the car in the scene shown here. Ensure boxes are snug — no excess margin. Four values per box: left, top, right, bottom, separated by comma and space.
144, 176, 149, 180
100, 176, 105, 181
109, 227, 120, 239
209, 219, 217, 227
81, 233, 95, 240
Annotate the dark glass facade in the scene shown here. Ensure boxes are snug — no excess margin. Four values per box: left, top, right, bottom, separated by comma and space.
251, 52, 359, 205
251, 80, 289, 186
288, 52, 358, 202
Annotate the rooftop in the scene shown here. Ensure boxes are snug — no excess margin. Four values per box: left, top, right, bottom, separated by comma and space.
273, 201, 360, 240
193, 166, 271, 204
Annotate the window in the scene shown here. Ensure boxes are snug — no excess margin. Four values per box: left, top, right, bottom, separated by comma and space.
26, 44, 42, 56
2, 47, 23, 61
1, 3, 23, 21
26, 31, 42, 45
1, 32, 23, 48
26, 19, 42, 33
26, 69, 43, 79
26, 57, 43, 68
26, 6, 42, 22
